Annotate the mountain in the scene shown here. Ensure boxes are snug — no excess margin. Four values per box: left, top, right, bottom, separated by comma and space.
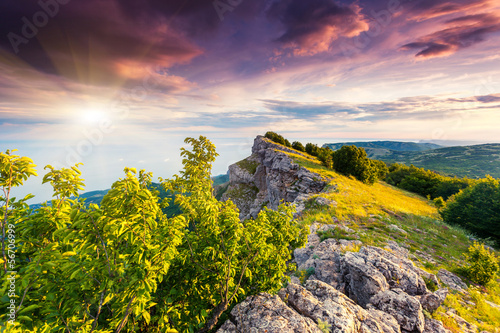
323, 141, 443, 152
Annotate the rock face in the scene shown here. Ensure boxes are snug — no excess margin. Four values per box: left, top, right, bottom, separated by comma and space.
217, 223, 461, 333
369, 288, 425, 332
221, 136, 329, 219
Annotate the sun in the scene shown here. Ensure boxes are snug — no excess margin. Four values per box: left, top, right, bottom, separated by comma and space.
81, 108, 105, 124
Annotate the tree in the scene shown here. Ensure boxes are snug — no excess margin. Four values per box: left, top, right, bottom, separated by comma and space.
292, 141, 305, 152
305, 143, 320, 157
0, 139, 307, 332
156, 136, 307, 332
440, 177, 500, 245
317, 148, 333, 169
331, 145, 377, 184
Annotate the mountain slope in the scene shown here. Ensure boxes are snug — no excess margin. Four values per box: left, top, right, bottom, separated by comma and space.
217, 136, 500, 333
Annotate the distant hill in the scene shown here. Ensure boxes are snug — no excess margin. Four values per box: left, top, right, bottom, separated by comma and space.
378, 143, 500, 178
30, 174, 230, 214
323, 141, 500, 178
323, 141, 442, 152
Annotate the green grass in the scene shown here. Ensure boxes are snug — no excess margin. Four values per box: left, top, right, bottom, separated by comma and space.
236, 157, 260, 175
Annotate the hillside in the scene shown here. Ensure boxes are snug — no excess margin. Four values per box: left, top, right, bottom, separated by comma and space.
218, 136, 500, 333
323, 140, 442, 152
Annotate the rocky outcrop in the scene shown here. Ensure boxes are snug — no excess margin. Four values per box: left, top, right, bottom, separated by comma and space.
217, 293, 321, 332
369, 288, 425, 332
221, 136, 329, 219
419, 289, 448, 313
217, 223, 463, 333
437, 269, 467, 291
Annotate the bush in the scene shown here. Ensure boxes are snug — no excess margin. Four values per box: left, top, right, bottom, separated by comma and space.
331, 145, 377, 184
292, 141, 305, 152
463, 242, 499, 285
284, 139, 291, 147
440, 177, 500, 244
265, 131, 286, 145
305, 143, 320, 157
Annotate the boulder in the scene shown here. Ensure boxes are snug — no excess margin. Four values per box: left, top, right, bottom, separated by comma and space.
282, 280, 400, 333
359, 246, 428, 296
340, 251, 390, 307
369, 288, 425, 333
217, 293, 321, 333
437, 269, 467, 291
419, 289, 448, 313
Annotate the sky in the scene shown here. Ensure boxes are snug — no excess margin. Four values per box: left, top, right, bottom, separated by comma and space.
1, 0, 500, 201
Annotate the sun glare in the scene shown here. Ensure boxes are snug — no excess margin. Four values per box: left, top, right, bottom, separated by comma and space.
81, 109, 105, 124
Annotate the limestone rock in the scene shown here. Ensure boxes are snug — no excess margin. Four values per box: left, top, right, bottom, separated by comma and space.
445, 311, 478, 333
216, 293, 321, 333
437, 269, 467, 291
424, 317, 452, 333
419, 289, 448, 313
369, 288, 425, 333
222, 136, 329, 219
282, 280, 400, 333
340, 251, 390, 307
359, 246, 428, 296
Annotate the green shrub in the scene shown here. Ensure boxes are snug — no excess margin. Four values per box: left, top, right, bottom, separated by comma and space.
463, 242, 499, 285
331, 145, 377, 184
440, 177, 500, 244
317, 318, 331, 333
284, 139, 292, 147
265, 131, 286, 145
305, 143, 321, 156
292, 141, 305, 152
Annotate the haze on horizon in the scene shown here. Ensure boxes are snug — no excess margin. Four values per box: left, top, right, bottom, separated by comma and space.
1, 0, 500, 201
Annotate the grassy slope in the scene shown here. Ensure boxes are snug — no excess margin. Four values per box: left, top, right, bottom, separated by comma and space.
285, 151, 500, 333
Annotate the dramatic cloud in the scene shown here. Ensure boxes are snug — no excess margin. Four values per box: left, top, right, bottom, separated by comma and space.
0, 0, 202, 86
261, 93, 500, 122
402, 1, 500, 58
268, 0, 369, 55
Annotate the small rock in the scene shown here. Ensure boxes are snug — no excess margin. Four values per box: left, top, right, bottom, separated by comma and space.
486, 300, 500, 310
424, 317, 452, 333
445, 311, 478, 333
315, 196, 336, 207
389, 224, 408, 235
